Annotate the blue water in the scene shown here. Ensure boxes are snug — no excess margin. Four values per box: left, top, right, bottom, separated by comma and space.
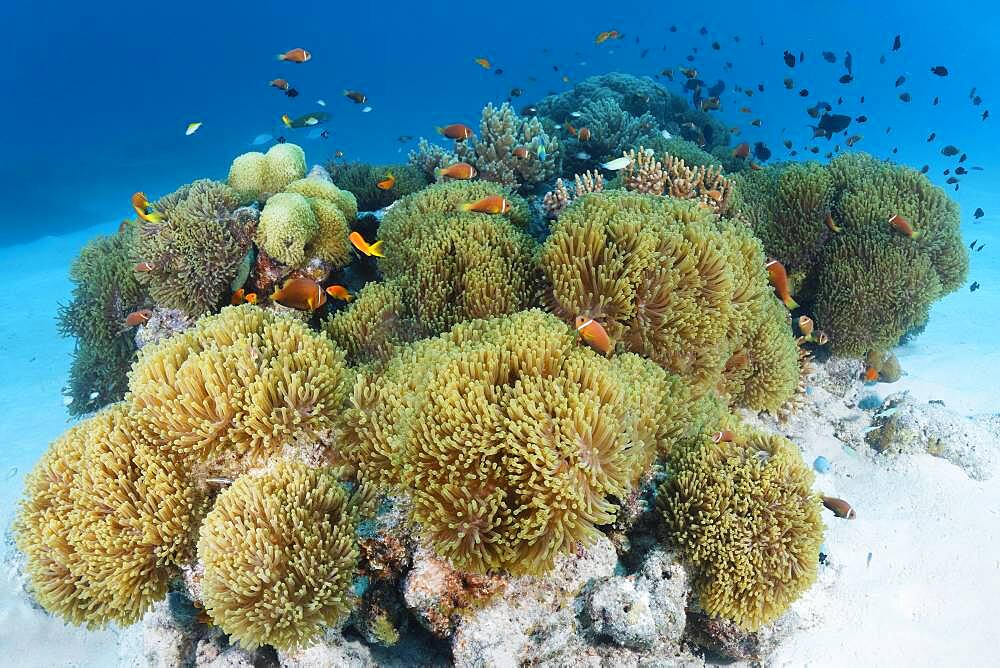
2, 0, 999, 243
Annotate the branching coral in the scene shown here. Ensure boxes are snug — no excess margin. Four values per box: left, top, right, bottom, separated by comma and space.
620, 149, 730, 212
560, 97, 660, 174
454, 102, 561, 191
326, 162, 429, 211
345, 310, 677, 575
133, 179, 256, 318
227, 143, 307, 202
198, 460, 359, 651
543, 170, 605, 219
127, 305, 353, 476
58, 224, 146, 415
407, 138, 458, 179
539, 190, 797, 407
730, 153, 967, 355
659, 429, 823, 630
15, 404, 206, 627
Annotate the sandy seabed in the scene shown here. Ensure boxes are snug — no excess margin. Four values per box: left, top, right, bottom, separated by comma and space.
0, 217, 997, 667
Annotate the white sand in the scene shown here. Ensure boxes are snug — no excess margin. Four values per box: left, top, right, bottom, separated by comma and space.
0, 221, 996, 666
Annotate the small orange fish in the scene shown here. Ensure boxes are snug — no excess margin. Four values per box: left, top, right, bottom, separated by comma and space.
325, 285, 353, 302
565, 122, 577, 136
822, 496, 856, 519
272, 277, 327, 311
575, 316, 612, 355
765, 259, 799, 310
277, 48, 311, 63
725, 351, 750, 372
577, 127, 592, 141
474, 57, 492, 69
437, 123, 474, 140
749, 161, 763, 171
461, 195, 511, 214
512, 146, 530, 159
705, 189, 723, 203
349, 231, 384, 257
244, 292, 258, 305
739, 106, 752, 113
269, 78, 290, 91
124, 309, 152, 328
864, 365, 879, 383
436, 162, 478, 180
230, 288, 246, 306
825, 213, 842, 233
711, 430, 735, 443
889, 213, 919, 238
344, 90, 367, 104
732, 142, 750, 158
131, 192, 163, 223
798, 315, 815, 339
376, 171, 395, 190
815, 331, 829, 345
134, 262, 155, 273
595, 30, 619, 44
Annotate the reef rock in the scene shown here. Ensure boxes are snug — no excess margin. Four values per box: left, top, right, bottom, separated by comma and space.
142, 596, 198, 668
277, 628, 375, 668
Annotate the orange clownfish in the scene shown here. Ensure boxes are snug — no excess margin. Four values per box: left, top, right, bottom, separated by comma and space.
244, 292, 258, 305
565, 122, 577, 136
344, 90, 367, 104
577, 127, 592, 141
888, 213, 919, 238
825, 212, 842, 233
437, 124, 474, 140
272, 277, 327, 311
124, 309, 152, 328
797, 315, 815, 339
349, 231, 384, 257
325, 285, 353, 302
575, 316, 612, 355
134, 262, 155, 273
864, 365, 879, 383
277, 48, 311, 63
732, 142, 750, 158
230, 288, 246, 306
749, 161, 763, 171
711, 430, 735, 443
595, 30, 619, 44
474, 57, 492, 69
461, 195, 511, 215
765, 259, 799, 310
376, 171, 395, 190
822, 496, 857, 519
512, 146, 530, 159
269, 78, 290, 91
436, 162, 478, 180
131, 192, 163, 223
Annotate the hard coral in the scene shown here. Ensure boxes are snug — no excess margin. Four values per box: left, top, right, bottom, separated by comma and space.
407, 138, 458, 179
15, 404, 206, 627
659, 429, 823, 630
455, 102, 561, 191
134, 179, 256, 317
58, 224, 146, 415
227, 143, 307, 202
127, 305, 353, 477
198, 460, 359, 651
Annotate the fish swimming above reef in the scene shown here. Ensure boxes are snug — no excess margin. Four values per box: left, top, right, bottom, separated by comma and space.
124, 309, 152, 328
277, 48, 311, 63
272, 277, 327, 311
931, 65, 948, 76
461, 195, 511, 214
349, 231, 384, 257
437, 123, 474, 140
376, 171, 395, 190
325, 285, 353, 302
344, 90, 367, 104
765, 259, 798, 309
436, 162, 477, 180
812, 113, 851, 139
131, 192, 163, 223
941, 145, 961, 156
600, 156, 632, 171
282, 112, 329, 128
823, 496, 857, 519
822, 51, 836, 63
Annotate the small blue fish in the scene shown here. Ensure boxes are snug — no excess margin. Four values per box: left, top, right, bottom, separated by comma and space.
813, 456, 831, 473
536, 143, 547, 161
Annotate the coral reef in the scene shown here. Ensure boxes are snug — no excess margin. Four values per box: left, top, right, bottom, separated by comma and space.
539, 190, 798, 409
14, 404, 206, 627
560, 97, 660, 174
227, 143, 307, 202
57, 224, 146, 415
133, 179, 256, 317
321, 279, 413, 366
326, 162, 429, 211
407, 138, 458, 179
620, 148, 731, 213
659, 429, 824, 630
198, 460, 359, 651
454, 102, 560, 191
731, 153, 967, 356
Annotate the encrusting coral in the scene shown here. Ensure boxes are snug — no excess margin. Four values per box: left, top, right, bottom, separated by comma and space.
343, 310, 685, 575
197, 460, 359, 651
14, 404, 206, 627
227, 143, 307, 202
454, 101, 561, 191
58, 223, 146, 416
731, 153, 967, 356
133, 179, 257, 317
326, 161, 429, 211
127, 304, 353, 476
539, 190, 798, 409
659, 429, 824, 631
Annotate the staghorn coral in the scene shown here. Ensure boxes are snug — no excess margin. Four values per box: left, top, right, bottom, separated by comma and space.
621, 147, 669, 195
407, 138, 458, 179
345, 310, 675, 575
58, 224, 146, 415
542, 178, 572, 219
127, 305, 353, 477
321, 279, 414, 366
15, 404, 206, 627
543, 170, 605, 220
539, 190, 797, 405
227, 143, 307, 202
731, 153, 967, 355
454, 102, 561, 191
326, 162, 429, 211
659, 429, 824, 631
134, 179, 256, 318
198, 460, 359, 651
